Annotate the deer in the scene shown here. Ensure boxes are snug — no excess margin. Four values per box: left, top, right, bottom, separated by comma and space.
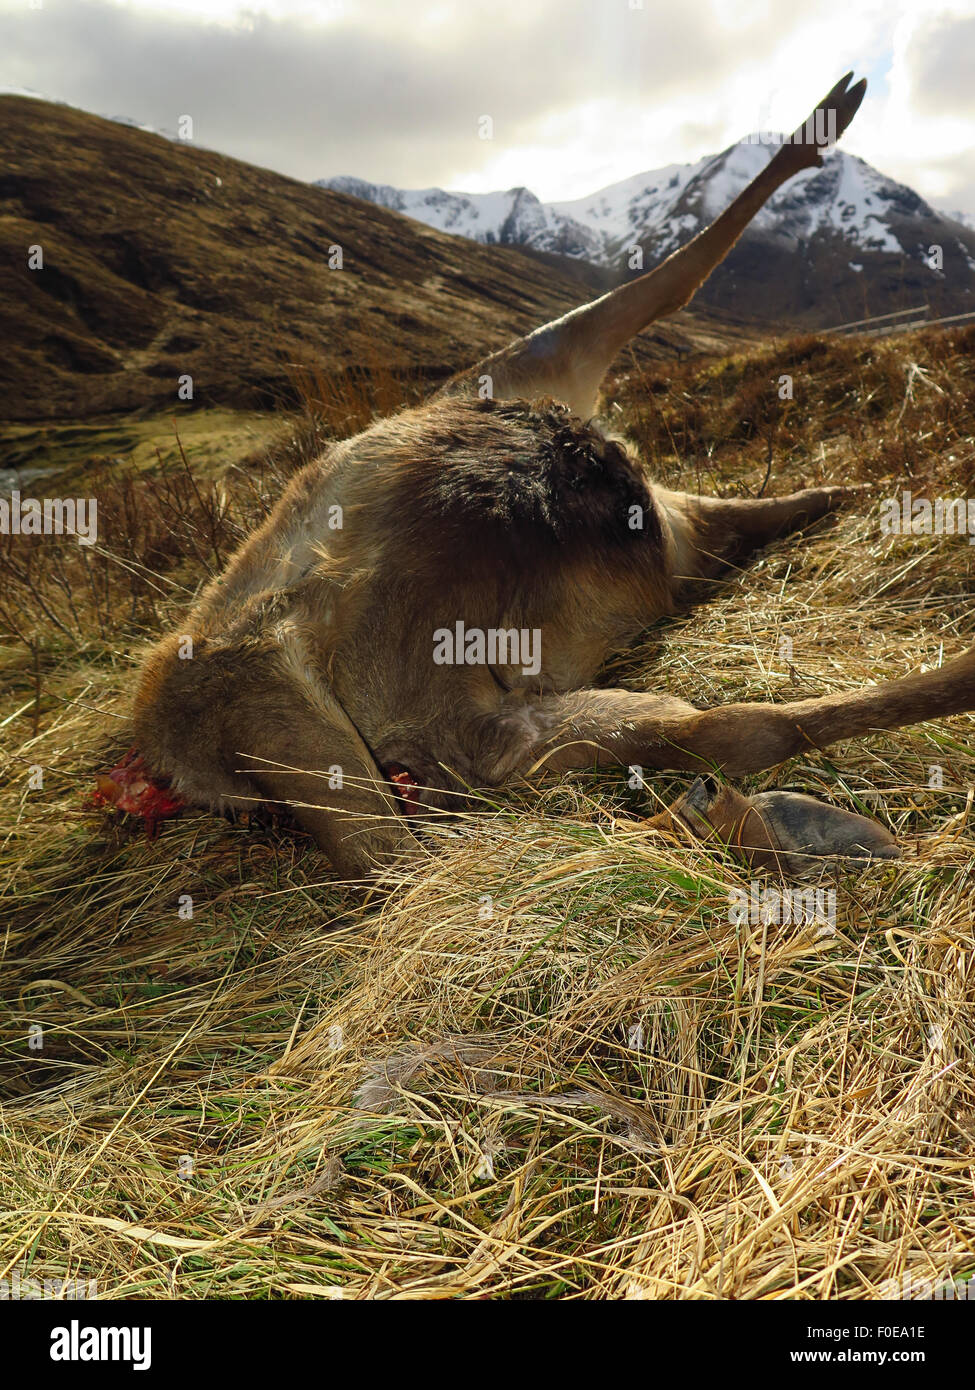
105, 73, 974, 883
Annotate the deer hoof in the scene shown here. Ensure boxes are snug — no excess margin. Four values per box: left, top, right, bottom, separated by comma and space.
749, 790, 900, 873
667, 777, 900, 877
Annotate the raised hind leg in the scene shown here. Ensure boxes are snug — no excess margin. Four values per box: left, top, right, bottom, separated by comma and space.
438, 73, 867, 417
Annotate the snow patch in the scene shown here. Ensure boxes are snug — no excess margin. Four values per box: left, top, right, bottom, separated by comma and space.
318, 144, 933, 267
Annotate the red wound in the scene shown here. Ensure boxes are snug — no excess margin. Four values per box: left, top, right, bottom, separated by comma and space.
385, 762, 423, 814
87, 746, 186, 839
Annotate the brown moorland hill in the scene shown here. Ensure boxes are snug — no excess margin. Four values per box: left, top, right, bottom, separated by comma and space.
0, 97, 752, 426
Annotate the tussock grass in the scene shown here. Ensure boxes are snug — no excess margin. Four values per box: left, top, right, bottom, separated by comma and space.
2, 328, 975, 1300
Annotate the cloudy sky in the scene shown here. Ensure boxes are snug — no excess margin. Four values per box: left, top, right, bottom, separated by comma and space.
2, 0, 974, 216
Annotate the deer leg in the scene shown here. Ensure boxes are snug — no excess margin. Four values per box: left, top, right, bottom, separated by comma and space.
645, 775, 899, 875
658, 483, 864, 601
133, 632, 417, 880
519, 644, 975, 780
439, 72, 866, 417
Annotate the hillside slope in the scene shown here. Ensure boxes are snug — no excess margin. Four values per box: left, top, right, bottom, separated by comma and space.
2, 323, 974, 1299
0, 97, 750, 427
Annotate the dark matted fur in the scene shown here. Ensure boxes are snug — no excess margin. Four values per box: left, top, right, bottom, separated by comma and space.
408, 398, 659, 546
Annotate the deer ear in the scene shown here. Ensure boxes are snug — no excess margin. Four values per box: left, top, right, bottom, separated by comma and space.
134, 629, 416, 882
238, 682, 419, 882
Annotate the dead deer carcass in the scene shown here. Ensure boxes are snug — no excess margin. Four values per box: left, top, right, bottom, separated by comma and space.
123, 74, 974, 880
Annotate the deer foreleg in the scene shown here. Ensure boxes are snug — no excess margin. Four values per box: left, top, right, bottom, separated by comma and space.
659, 483, 864, 601
644, 775, 899, 874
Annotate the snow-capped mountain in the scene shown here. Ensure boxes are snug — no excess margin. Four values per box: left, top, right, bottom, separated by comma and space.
940, 206, 975, 232
321, 143, 975, 327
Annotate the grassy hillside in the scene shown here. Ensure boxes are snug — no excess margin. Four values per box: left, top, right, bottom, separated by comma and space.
1, 327, 974, 1299
0, 95, 753, 436
0, 96, 579, 423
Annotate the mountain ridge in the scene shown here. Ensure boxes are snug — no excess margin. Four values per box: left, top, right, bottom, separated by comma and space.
320, 143, 975, 328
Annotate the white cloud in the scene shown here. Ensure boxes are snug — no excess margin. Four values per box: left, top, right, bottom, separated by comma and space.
0, 0, 972, 214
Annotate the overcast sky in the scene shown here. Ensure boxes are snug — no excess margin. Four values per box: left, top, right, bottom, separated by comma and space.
2, 0, 974, 215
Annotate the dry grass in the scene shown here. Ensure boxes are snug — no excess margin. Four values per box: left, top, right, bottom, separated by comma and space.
2, 328, 975, 1300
